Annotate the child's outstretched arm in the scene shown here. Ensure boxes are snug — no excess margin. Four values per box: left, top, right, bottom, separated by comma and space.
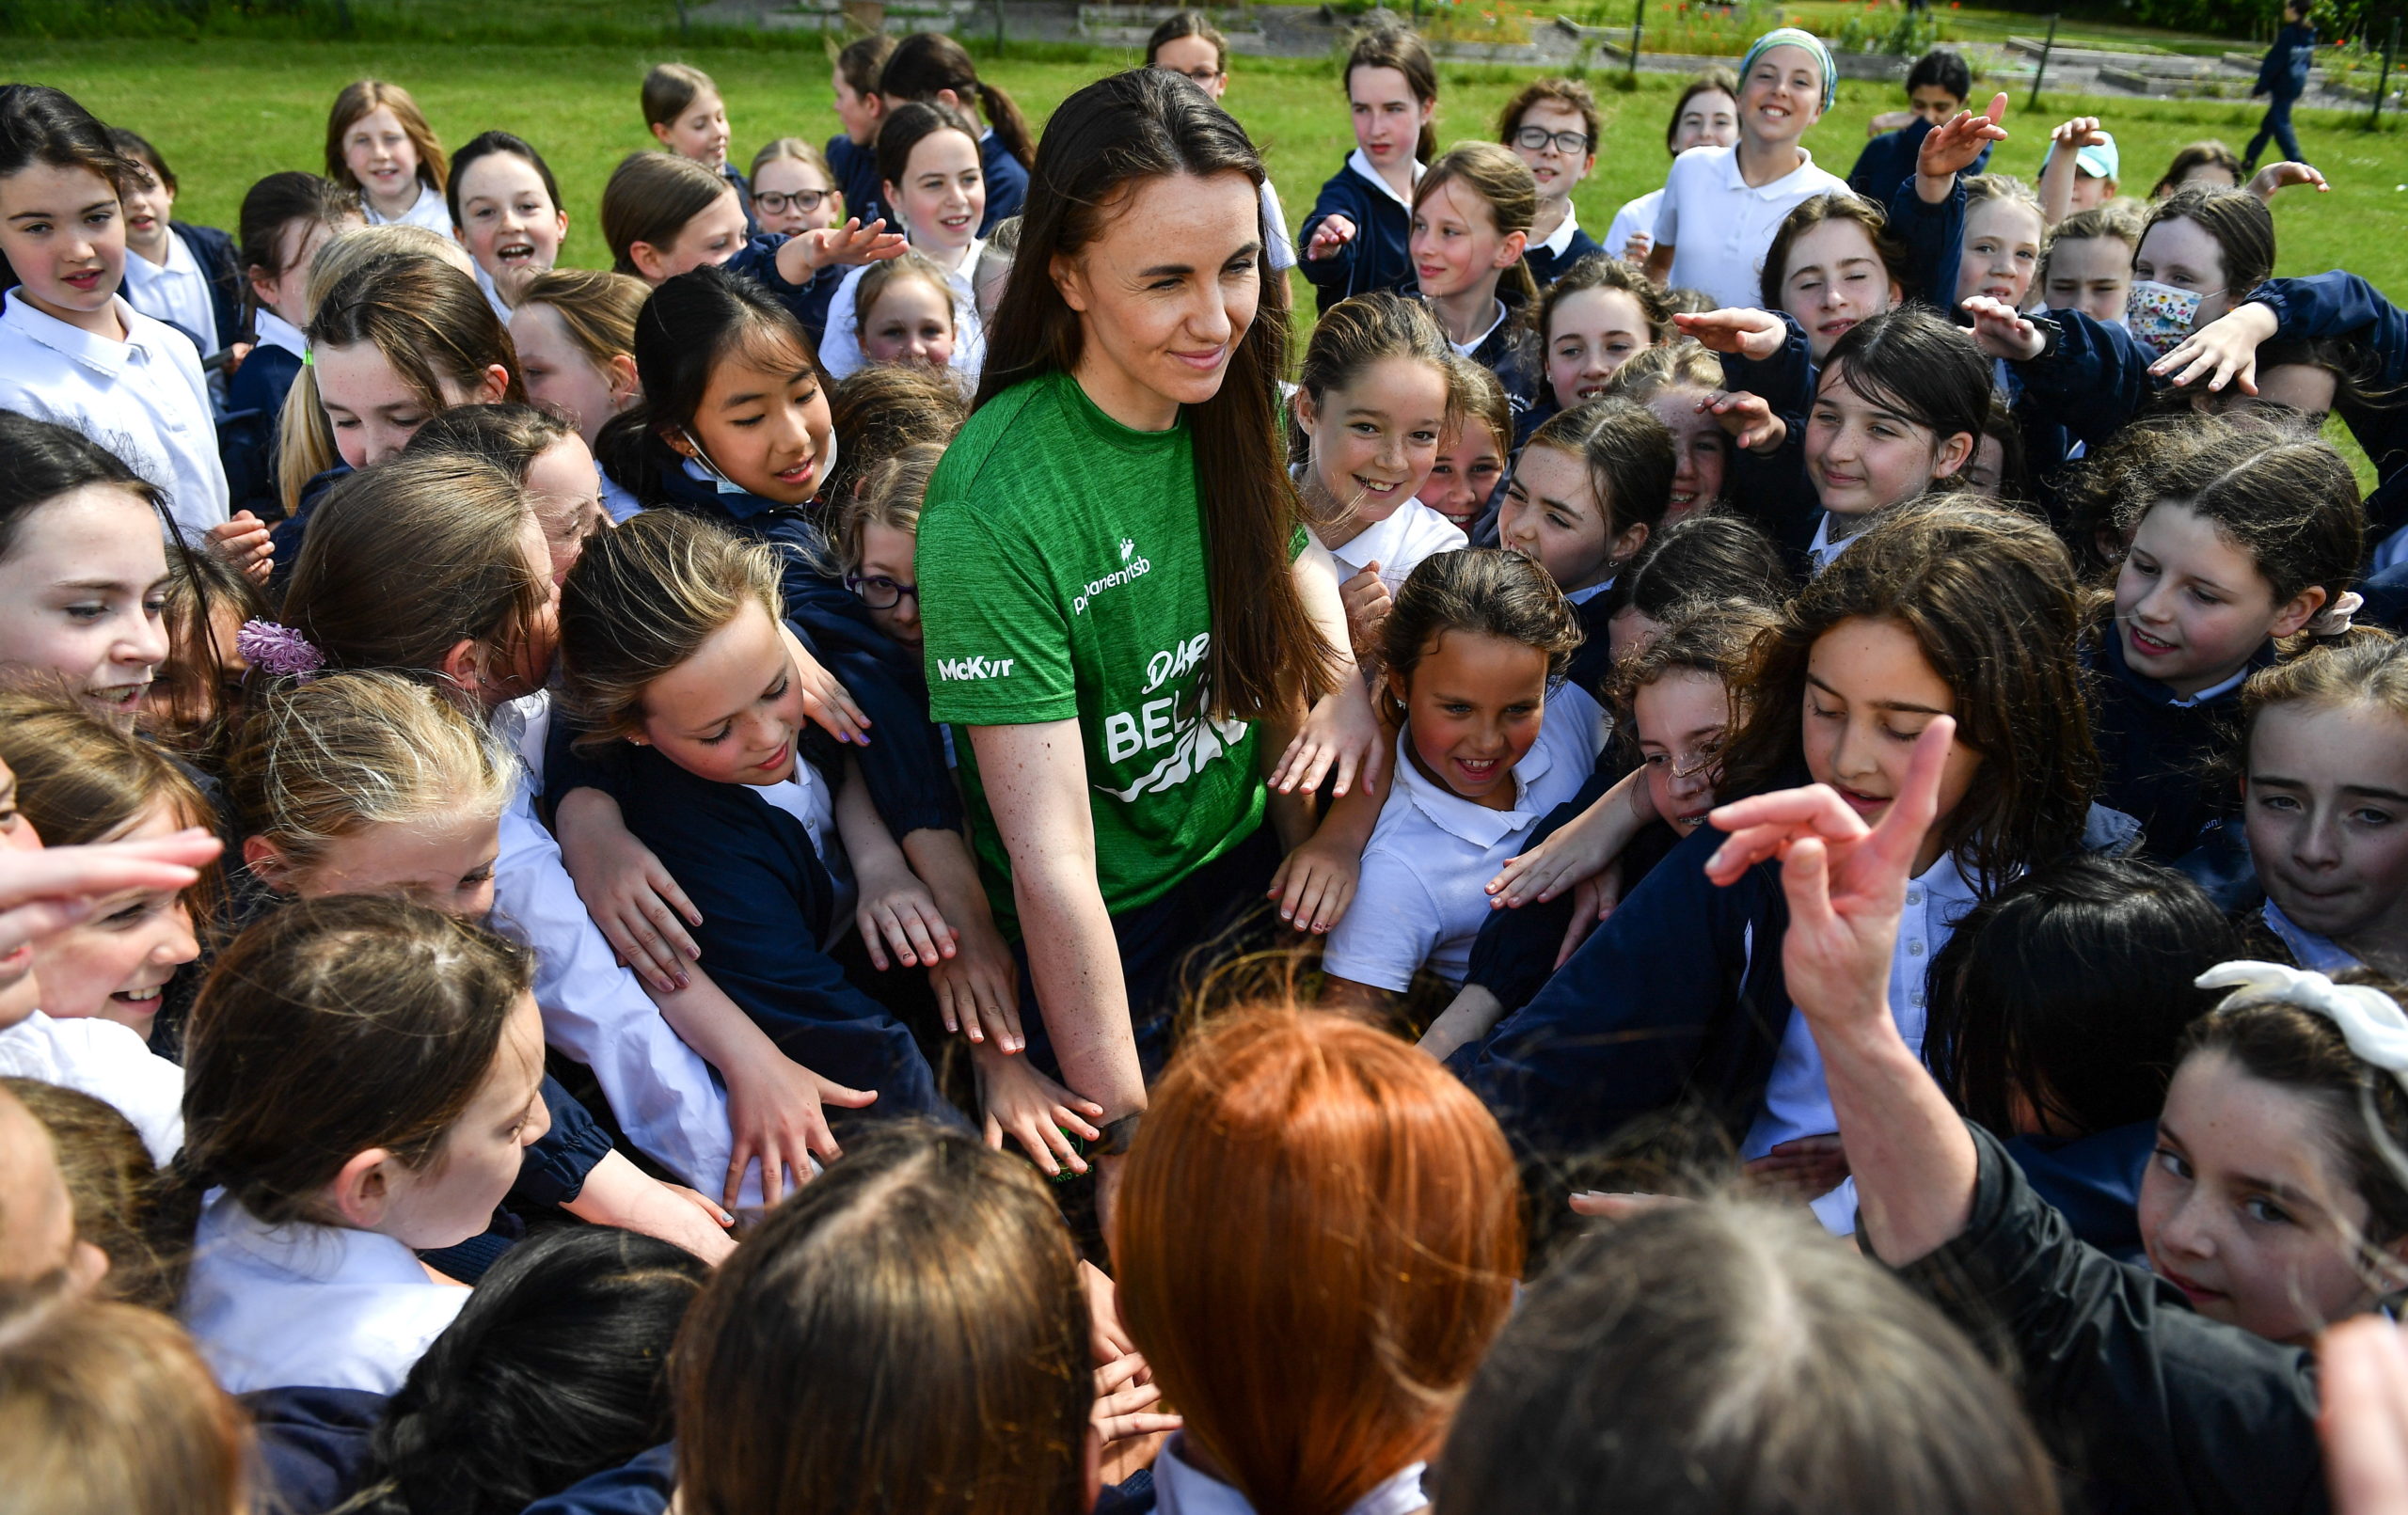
902, 825, 1023, 1051
1703, 716, 1975, 1261
1915, 93, 2010, 207
2036, 117, 2105, 228
561, 1148, 737, 1263
772, 215, 908, 287
834, 752, 958, 975
1485, 764, 1658, 908
972, 1036, 1104, 1177
1269, 538, 1389, 800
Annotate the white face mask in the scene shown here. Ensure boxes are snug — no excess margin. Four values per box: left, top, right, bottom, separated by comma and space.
678, 425, 838, 503
2125, 279, 2207, 358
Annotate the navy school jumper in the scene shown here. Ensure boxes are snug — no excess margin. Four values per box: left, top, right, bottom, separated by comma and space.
827, 133, 883, 230
595, 435, 966, 844
167, 220, 246, 355
220, 340, 303, 520
979, 129, 1028, 234
544, 731, 955, 1128
1521, 220, 1602, 289
2085, 628, 2275, 866
1298, 154, 1418, 315
2247, 272, 2408, 541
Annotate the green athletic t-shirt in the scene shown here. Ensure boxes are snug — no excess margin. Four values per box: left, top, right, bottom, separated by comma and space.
917, 370, 1265, 930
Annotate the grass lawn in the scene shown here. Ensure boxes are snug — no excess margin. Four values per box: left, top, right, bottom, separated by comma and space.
10, 27, 2404, 483
12, 35, 2402, 301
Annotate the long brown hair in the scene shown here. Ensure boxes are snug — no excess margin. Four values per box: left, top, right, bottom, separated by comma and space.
1413, 141, 1541, 308
182, 895, 534, 1228
976, 68, 1336, 721
673, 1125, 1091, 1515
323, 80, 448, 197
878, 32, 1037, 171
308, 251, 526, 410
282, 452, 550, 689
1345, 26, 1440, 164
1117, 1005, 1526, 1515
1717, 494, 2097, 892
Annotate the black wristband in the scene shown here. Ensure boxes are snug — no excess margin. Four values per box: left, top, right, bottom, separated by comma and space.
1091, 1113, 1143, 1158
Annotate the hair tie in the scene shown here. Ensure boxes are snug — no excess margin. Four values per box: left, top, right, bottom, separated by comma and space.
2306, 590, 2363, 638
2196, 959, 2408, 1092
237, 620, 326, 682
300, 345, 313, 368
1739, 27, 1837, 115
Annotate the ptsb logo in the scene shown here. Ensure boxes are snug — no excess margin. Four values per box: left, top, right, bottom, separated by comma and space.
936, 655, 1015, 682
1071, 538, 1151, 616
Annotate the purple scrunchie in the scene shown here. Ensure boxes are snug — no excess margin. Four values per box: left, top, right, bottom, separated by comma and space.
236, 620, 326, 681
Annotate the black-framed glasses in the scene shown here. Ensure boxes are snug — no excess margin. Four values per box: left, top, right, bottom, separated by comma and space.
755, 188, 832, 215
1158, 62, 1223, 84
1514, 125, 1593, 155
846, 573, 918, 610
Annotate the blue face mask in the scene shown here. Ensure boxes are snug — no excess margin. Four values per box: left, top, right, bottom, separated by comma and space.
2124, 279, 2206, 358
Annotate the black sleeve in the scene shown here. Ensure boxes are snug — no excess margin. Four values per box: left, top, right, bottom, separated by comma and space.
513, 1073, 614, 1207
1892, 1123, 2328, 1515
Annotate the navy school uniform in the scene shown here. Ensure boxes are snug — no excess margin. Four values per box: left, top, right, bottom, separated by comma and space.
2248, 272, 2408, 542
607, 434, 965, 844
220, 339, 302, 520
2085, 628, 2275, 865
546, 733, 955, 1128
520, 1444, 676, 1515
979, 128, 1027, 234
1298, 150, 1418, 315
1846, 115, 1989, 202
2007, 1119, 2158, 1267
1449, 815, 1798, 1160
719, 235, 847, 350
721, 162, 760, 238
266, 460, 353, 592
1458, 300, 1543, 415
828, 134, 883, 230
1560, 582, 1622, 699
169, 220, 246, 356
1520, 218, 1601, 290
243, 1386, 386, 1515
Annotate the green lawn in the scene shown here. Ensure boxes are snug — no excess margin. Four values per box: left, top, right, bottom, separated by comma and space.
12, 35, 2400, 307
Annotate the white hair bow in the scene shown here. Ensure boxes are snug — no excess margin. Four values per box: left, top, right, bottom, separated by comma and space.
2307, 590, 2365, 639
2196, 959, 2408, 1092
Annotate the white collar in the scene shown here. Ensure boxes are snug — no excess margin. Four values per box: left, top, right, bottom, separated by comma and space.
254, 308, 309, 358
365, 180, 445, 226
2, 289, 146, 373
124, 227, 199, 282
1538, 205, 1582, 257
1565, 576, 1615, 605
1346, 147, 1422, 212
1392, 723, 1556, 848
1717, 143, 1822, 196
2168, 664, 2252, 709
1807, 511, 1857, 573
1449, 298, 1510, 358
200, 1190, 436, 1290
2265, 899, 2363, 973
1325, 498, 1461, 576
1154, 1436, 1427, 1515
490, 689, 553, 781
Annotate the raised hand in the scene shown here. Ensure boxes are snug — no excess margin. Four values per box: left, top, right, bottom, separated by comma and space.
1705, 716, 1954, 1034
2150, 300, 2279, 394
1919, 92, 2011, 187
1705, 388, 1785, 454
1305, 213, 1357, 262
1959, 293, 2047, 362
2248, 160, 2329, 201
0, 831, 219, 960
1671, 306, 1787, 361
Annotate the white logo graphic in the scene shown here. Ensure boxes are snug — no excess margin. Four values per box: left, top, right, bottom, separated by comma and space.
1072, 539, 1152, 615
1096, 635, 1241, 801
936, 655, 1015, 682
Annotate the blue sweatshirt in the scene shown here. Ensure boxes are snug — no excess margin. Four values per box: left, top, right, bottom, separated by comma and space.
2257, 21, 2317, 99
828, 134, 883, 229
550, 735, 955, 1126
2248, 271, 2408, 540
2085, 629, 2275, 865
1846, 115, 1990, 202
1298, 152, 1420, 315
980, 129, 1027, 234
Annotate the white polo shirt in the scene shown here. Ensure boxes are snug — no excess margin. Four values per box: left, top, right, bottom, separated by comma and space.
1607, 187, 1662, 260
0, 1009, 185, 1165
182, 1192, 467, 1394
1654, 144, 1847, 309
816, 236, 986, 384
363, 180, 453, 234
0, 290, 230, 534
1325, 497, 1468, 592
119, 230, 220, 358
1322, 683, 1605, 992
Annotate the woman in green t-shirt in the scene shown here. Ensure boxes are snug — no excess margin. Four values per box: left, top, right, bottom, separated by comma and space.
916, 69, 1381, 1193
